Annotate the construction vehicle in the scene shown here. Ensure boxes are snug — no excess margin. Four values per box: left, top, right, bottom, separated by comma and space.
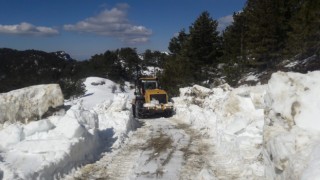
132, 76, 174, 118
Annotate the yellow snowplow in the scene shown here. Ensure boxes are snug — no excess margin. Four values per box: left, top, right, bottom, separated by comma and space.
132, 76, 174, 118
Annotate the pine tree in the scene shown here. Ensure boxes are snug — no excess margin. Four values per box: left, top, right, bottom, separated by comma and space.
142, 49, 167, 68
244, 0, 294, 68
104, 50, 122, 81
286, 0, 320, 58
222, 12, 248, 66
187, 11, 221, 82
143, 49, 154, 65
221, 12, 248, 85
168, 29, 188, 55
118, 48, 141, 81
160, 54, 193, 96
188, 11, 221, 66
161, 30, 193, 95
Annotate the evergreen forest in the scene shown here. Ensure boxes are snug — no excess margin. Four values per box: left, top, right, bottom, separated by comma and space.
0, 0, 319, 98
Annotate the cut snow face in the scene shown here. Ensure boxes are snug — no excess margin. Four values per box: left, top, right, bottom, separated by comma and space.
264, 71, 320, 179
172, 71, 320, 179
266, 71, 320, 131
173, 84, 266, 179
0, 105, 99, 180
0, 84, 64, 124
0, 77, 137, 179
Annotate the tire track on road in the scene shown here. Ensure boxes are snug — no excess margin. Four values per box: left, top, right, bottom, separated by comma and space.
66, 117, 218, 180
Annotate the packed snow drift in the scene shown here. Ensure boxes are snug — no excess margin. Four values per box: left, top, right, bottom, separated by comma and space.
0, 77, 136, 179
264, 71, 320, 179
1, 71, 320, 179
173, 71, 320, 179
173, 83, 266, 179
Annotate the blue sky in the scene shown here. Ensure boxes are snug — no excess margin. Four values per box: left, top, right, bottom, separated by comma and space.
0, 0, 246, 60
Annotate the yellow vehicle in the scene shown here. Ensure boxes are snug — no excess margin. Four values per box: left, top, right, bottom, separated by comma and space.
132, 76, 173, 118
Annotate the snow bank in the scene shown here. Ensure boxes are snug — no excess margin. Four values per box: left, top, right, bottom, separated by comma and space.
93, 93, 137, 149
0, 84, 64, 124
264, 71, 320, 179
173, 84, 266, 179
174, 71, 320, 179
0, 104, 99, 179
266, 71, 320, 131
0, 77, 136, 179
79, 77, 117, 109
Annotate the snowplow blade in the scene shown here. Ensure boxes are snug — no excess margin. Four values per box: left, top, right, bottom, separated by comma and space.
141, 103, 174, 117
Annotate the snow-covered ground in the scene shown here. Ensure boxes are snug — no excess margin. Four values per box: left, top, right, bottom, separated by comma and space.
1, 71, 320, 179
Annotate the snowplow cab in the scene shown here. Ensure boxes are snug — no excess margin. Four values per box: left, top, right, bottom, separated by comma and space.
132, 76, 173, 118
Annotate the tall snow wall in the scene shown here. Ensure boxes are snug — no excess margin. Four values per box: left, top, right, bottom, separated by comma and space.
173, 84, 266, 179
0, 84, 64, 124
263, 71, 320, 179
173, 70, 320, 179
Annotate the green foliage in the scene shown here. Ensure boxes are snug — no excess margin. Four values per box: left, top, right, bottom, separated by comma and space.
160, 55, 193, 97
286, 0, 320, 58
220, 0, 303, 70
0, 47, 143, 99
59, 78, 86, 99
168, 29, 188, 55
73, 47, 142, 83
142, 49, 167, 68
161, 11, 222, 93
118, 48, 141, 81
222, 12, 248, 65
219, 0, 320, 85
0, 48, 90, 99
244, 0, 283, 66
222, 64, 242, 87
187, 12, 221, 82
188, 11, 221, 66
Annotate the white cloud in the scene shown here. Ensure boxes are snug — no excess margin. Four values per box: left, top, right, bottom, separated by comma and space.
125, 37, 149, 44
0, 22, 59, 36
217, 14, 234, 32
64, 3, 152, 44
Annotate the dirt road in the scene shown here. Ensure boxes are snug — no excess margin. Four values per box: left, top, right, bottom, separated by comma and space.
68, 117, 217, 180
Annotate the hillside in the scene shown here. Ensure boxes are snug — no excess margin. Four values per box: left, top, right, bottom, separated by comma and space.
235, 54, 320, 86
0, 48, 83, 98
0, 48, 168, 99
